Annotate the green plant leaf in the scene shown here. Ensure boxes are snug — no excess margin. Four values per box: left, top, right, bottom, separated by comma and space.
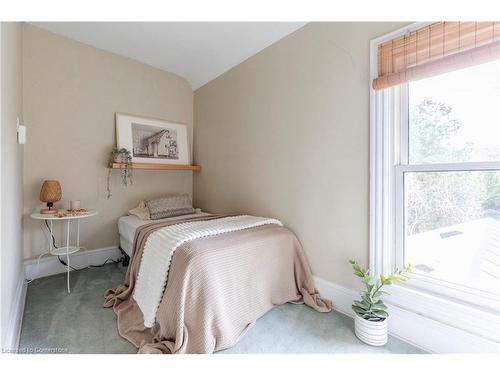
372, 291, 383, 298
353, 300, 369, 309
352, 306, 368, 315
372, 312, 388, 318
361, 294, 373, 305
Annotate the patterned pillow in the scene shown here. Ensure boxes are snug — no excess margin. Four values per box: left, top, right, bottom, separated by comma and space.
146, 194, 195, 220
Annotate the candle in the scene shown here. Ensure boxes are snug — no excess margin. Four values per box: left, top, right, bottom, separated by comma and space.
70, 200, 81, 210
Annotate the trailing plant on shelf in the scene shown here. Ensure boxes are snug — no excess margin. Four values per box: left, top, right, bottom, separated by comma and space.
106, 147, 133, 199
349, 260, 412, 321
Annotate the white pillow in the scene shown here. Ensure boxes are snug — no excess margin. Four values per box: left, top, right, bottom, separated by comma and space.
128, 201, 150, 220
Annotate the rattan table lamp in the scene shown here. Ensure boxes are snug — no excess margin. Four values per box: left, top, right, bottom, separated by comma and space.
39, 180, 62, 214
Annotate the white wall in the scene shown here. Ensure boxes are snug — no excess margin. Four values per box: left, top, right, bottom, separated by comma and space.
0, 22, 24, 351
22, 24, 194, 259
194, 22, 407, 290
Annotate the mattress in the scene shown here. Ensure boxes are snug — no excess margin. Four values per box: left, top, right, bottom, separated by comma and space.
118, 212, 210, 257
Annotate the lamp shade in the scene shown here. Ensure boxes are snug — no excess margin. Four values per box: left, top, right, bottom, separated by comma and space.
40, 180, 62, 203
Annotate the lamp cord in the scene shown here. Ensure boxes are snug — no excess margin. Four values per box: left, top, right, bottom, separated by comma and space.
44, 219, 58, 249
42, 219, 123, 272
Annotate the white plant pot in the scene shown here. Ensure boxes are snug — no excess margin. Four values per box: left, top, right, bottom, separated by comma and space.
354, 314, 388, 346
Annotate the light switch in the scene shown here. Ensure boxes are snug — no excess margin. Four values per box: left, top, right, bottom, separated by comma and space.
17, 117, 27, 144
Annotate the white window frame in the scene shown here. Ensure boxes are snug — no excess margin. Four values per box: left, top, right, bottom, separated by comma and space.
370, 23, 500, 343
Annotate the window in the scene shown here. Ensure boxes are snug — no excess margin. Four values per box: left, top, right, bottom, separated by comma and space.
371, 24, 500, 319
403, 60, 500, 299
408, 60, 500, 164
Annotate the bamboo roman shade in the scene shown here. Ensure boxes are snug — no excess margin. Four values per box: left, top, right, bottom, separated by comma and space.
373, 22, 500, 90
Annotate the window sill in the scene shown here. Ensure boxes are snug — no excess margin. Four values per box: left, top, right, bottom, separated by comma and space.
384, 283, 500, 343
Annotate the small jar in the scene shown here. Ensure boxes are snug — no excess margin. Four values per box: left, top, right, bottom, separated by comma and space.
70, 200, 81, 210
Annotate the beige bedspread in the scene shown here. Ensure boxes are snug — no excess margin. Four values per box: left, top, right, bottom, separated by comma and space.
104, 214, 332, 354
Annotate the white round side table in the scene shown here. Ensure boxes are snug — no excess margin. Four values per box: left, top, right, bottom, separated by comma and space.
30, 210, 98, 293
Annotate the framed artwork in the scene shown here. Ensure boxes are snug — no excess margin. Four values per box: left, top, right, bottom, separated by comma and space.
115, 113, 190, 165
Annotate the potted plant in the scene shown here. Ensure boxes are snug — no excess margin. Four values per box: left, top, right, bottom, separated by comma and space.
349, 260, 412, 346
106, 147, 133, 199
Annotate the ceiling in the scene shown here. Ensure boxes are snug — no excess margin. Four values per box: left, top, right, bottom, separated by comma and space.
31, 22, 306, 89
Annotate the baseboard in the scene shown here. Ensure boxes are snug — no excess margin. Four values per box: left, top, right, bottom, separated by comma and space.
313, 276, 359, 317
2, 272, 27, 353
24, 246, 122, 281
313, 276, 500, 354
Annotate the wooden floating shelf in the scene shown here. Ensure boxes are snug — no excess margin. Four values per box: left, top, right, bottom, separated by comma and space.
110, 163, 201, 171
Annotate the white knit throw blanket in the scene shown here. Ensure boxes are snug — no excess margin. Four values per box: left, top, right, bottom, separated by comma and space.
133, 215, 283, 327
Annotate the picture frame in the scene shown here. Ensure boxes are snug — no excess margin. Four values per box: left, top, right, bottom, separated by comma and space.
115, 113, 190, 165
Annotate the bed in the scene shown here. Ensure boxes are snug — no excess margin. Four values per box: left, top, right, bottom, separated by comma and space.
117, 212, 211, 258
106, 212, 332, 354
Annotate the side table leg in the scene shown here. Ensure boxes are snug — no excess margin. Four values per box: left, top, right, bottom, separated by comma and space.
77, 218, 80, 249
66, 219, 71, 293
